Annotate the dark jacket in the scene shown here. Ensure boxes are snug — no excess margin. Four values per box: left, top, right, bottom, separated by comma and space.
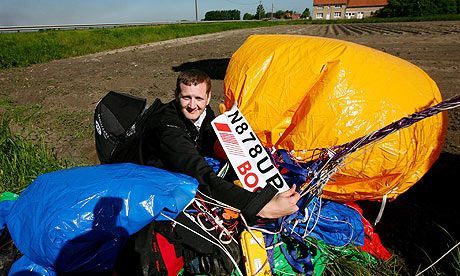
142, 100, 278, 223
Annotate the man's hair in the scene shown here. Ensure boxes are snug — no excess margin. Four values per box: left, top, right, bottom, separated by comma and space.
175, 69, 211, 97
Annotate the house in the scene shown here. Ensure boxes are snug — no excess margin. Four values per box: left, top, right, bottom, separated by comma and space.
285, 12, 302, 19
291, 13, 302, 19
312, 0, 347, 20
346, 0, 388, 19
313, 0, 388, 20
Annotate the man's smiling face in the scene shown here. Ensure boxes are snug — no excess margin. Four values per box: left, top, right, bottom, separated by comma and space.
177, 82, 211, 122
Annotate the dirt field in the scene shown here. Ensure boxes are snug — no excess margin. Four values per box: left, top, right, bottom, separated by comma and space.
1, 21, 459, 163
1, 21, 459, 273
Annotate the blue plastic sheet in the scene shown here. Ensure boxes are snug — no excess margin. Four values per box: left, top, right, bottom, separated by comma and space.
204, 156, 221, 173
0, 192, 18, 232
6, 163, 198, 274
259, 197, 364, 274
0, 200, 16, 233
9, 256, 56, 276
283, 197, 365, 247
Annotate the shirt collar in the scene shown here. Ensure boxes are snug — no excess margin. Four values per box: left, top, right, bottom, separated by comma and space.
193, 109, 207, 131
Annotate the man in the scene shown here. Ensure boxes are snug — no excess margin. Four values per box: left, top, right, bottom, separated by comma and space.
118, 69, 300, 275
142, 69, 300, 221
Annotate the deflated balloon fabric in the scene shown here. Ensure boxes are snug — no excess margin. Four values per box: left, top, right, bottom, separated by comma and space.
6, 163, 198, 274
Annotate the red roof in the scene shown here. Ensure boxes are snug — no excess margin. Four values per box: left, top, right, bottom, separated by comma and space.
313, 0, 387, 6
313, 0, 347, 5
347, 0, 388, 7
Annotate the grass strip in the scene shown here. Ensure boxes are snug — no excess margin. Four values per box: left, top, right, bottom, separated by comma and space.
1, 14, 460, 70
0, 119, 67, 194
0, 21, 289, 69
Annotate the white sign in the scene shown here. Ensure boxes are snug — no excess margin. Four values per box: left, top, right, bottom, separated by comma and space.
212, 105, 289, 193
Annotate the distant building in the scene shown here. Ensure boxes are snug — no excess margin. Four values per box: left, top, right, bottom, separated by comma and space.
313, 0, 388, 20
285, 12, 302, 19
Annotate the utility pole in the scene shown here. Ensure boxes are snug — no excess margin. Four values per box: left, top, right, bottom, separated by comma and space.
258, 0, 262, 20
271, 0, 274, 20
195, 0, 198, 22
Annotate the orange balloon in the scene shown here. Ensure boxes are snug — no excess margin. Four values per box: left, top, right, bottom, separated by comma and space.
224, 35, 446, 201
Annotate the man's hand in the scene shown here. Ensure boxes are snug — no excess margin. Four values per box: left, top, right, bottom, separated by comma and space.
257, 185, 300, 219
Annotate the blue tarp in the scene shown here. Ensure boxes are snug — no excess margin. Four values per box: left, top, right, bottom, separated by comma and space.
5, 163, 198, 275
284, 197, 365, 247
262, 197, 364, 274
2, 160, 365, 275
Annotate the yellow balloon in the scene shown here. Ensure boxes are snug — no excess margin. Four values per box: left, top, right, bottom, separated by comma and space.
224, 34, 446, 201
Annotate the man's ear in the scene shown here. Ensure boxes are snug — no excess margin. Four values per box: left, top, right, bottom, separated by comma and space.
175, 91, 180, 102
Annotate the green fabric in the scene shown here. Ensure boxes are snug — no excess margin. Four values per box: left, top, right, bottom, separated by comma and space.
272, 239, 297, 275
0, 191, 18, 201
309, 238, 377, 275
173, 232, 378, 276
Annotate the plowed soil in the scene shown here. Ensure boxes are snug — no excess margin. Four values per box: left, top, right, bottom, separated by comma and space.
1, 21, 459, 274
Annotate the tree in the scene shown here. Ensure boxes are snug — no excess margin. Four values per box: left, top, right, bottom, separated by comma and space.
376, 0, 457, 17
256, 4, 265, 19
204, 10, 241, 21
283, 10, 295, 19
243, 13, 254, 20
437, 0, 457, 14
274, 10, 285, 19
301, 7, 310, 18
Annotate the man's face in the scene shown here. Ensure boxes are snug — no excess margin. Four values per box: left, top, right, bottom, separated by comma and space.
177, 82, 211, 122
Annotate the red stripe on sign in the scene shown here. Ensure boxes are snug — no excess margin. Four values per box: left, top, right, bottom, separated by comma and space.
226, 149, 245, 157
214, 122, 231, 132
221, 133, 238, 144
223, 142, 245, 156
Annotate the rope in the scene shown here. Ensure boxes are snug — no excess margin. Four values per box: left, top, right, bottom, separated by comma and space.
415, 241, 460, 276
374, 194, 387, 226
332, 94, 460, 161
160, 212, 244, 276
281, 94, 460, 202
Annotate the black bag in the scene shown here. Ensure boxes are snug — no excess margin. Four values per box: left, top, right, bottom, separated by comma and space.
94, 91, 164, 164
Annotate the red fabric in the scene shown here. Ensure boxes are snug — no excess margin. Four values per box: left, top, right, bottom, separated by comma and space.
213, 140, 228, 160
346, 202, 392, 260
155, 233, 184, 276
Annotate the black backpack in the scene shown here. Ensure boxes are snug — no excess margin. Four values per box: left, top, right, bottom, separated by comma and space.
94, 91, 164, 164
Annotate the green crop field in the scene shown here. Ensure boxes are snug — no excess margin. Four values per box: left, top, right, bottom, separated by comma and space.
0, 21, 292, 69
1, 14, 459, 69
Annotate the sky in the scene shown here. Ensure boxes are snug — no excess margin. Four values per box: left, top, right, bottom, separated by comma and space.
0, 0, 313, 27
